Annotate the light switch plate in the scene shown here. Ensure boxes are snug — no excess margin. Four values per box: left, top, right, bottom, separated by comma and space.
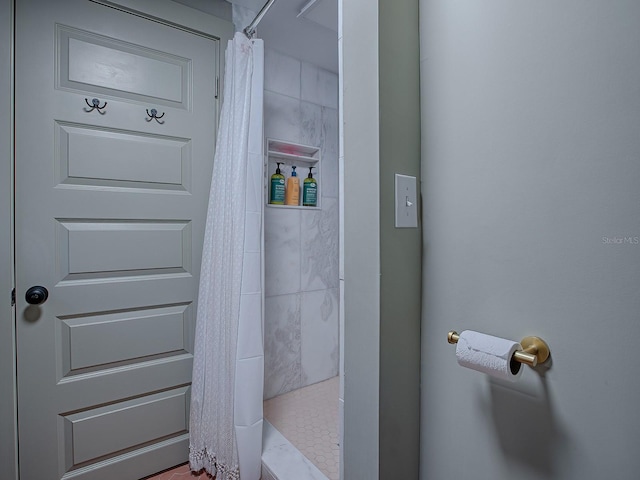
395, 174, 418, 228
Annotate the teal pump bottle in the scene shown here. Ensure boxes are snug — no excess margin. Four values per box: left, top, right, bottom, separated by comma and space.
303, 166, 318, 207
270, 162, 285, 204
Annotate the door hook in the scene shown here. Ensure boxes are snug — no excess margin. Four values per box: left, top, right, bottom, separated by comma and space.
146, 108, 165, 123
84, 98, 107, 114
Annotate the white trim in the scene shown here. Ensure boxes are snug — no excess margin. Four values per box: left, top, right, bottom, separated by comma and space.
340, 0, 380, 478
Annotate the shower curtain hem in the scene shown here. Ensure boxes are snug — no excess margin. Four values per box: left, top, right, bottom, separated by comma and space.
190, 448, 240, 480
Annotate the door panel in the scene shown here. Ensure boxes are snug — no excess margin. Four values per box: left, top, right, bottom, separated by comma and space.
61, 386, 189, 469
60, 220, 191, 276
57, 122, 191, 190
15, 1, 219, 478
57, 24, 190, 108
59, 303, 190, 374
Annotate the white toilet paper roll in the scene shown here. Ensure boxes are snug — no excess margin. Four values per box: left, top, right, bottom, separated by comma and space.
455, 330, 524, 381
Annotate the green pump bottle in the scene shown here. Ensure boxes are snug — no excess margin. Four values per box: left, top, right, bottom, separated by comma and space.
270, 162, 285, 204
303, 166, 318, 207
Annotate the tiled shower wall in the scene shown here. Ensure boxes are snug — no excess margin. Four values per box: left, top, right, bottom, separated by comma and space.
263, 49, 339, 399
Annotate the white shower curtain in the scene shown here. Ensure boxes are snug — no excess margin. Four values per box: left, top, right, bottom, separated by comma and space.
189, 32, 264, 480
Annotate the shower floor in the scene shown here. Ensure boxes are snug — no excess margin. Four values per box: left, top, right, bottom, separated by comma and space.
263, 376, 340, 480
146, 376, 340, 480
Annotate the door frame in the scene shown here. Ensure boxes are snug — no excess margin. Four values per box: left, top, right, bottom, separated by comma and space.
0, 2, 233, 479
0, 1, 17, 479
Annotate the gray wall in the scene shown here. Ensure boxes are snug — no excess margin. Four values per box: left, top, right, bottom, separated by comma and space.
420, 1, 640, 479
378, 0, 421, 478
0, 0, 17, 478
341, 0, 422, 477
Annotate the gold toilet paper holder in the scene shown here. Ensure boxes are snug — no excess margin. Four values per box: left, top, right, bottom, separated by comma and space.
447, 330, 550, 367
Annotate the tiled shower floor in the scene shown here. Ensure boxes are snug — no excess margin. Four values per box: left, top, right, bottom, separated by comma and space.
264, 376, 340, 480
147, 376, 340, 480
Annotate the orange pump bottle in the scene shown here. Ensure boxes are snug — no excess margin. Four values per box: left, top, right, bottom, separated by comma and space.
284, 165, 300, 206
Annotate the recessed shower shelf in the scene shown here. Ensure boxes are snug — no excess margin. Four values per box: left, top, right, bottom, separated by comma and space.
268, 139, 319, 159
266, 204, 320, 210
267, 151, 317, 164
265, 138, 321, 209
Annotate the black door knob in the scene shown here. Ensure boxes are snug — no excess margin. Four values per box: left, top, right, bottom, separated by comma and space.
25, 286, 48, 305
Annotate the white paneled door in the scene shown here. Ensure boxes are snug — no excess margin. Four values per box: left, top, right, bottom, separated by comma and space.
15, 1, 220, 478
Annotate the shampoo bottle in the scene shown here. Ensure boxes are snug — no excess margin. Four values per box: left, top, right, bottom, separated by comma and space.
270, 162, 285, 204
284, 165, 300, 206
303, 166, 318, 207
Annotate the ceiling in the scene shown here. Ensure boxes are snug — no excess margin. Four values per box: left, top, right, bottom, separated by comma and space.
228, 0, 338, 73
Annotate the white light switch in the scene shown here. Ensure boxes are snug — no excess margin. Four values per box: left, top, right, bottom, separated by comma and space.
395, 174, 418, 228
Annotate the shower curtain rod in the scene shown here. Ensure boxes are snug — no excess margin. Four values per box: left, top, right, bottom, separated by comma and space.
243, 0, 277, 38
